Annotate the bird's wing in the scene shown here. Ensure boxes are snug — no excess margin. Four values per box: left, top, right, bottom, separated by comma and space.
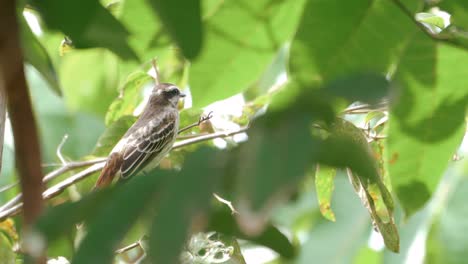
120, 111, 177, 179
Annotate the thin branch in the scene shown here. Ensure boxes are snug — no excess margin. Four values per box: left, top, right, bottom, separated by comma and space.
178, 111, 214, 135
0, 78, 6, 176
0, 127, 249, 221
151, 58, 160, 86
56, 134, 68, 165
342, 101, 387, 114
172, 127, 249, 149
115, 241, 141, 254
391, 0, 468, 50
213, 193, 238, 215
0, 158, 106, 212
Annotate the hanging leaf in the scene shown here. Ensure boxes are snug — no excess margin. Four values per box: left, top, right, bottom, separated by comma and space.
315, 165, 337, 222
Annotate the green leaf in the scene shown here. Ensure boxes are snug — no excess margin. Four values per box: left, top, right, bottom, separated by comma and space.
32, 0, 138, 60
438, 0, 468, 29
104, 71, 153, 126
60, 49, 119, 117
149, 148, 222, 263
234, 103, 316, 210
290, 0, 422, 86
118, 0, 187, 84
190, 0, 307, 107
19, 16, 61, 96
0, 233, 15, 264
36, 188, 114, 242
315, 165, 337, 222
146, 0, 202, 59
92, 115, 136, 157
323, 72, 391, 105
73, 169, 169, 264
387, 32, 468, 216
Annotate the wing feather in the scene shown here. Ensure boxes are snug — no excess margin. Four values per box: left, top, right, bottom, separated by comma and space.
120, 112, 177, 179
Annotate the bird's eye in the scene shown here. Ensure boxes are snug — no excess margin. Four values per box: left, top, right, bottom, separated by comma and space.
166, 88, 179, 96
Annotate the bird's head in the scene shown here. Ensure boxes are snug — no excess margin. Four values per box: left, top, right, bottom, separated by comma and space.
152, 83, 186, 107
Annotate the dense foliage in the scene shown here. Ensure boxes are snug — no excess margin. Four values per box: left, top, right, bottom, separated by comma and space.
1, 0, 468, 263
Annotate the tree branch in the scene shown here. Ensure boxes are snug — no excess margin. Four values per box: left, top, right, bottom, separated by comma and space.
1, 0, 44, 226
0, 76, 6, 176
0, 127, 249, 221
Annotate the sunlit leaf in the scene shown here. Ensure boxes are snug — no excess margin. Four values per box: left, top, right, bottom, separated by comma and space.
190, 0, 307, 107
290, 0, 422, 85
93, 115, 136, 157
60, 49, 119, 116
0, 233, 15, 264
387, 32, 468, 216
104, 71, 153, 126
315, 165, 337, 222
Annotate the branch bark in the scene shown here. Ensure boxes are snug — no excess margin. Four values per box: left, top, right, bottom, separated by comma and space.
0, 0, 44, 226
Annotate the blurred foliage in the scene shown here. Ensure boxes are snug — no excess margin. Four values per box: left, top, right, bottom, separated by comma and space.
0, 0, 467, 263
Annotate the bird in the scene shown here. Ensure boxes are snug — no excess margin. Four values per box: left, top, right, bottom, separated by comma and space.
94, 83, 185, 189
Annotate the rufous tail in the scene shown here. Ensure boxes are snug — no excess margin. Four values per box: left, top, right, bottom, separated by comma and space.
94, 152, 123, 189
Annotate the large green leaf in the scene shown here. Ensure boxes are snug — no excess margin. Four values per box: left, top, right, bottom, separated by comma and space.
290, 0, 421, 86
387, 32, 468, 216
146, 0, 202, 59
118, 0, 186, 84
92, 115, 136, 157
190, 0, 307, 107
149, 148, 222, 263
233, 102, 316, 211
19, 16, 61, 96
72, 169, 169, 264
60, 49, 119, 117
31, 0, 138, 60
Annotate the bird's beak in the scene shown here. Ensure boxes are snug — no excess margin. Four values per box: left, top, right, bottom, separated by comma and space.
179, 92, 186, 98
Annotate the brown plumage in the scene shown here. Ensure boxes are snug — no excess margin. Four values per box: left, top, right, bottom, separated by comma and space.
94, 83, 185, 189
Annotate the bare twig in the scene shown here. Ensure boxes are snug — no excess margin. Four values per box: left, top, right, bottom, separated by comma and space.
173, 127, 249, 149
56, 134, 68, 165
213, 193, 238, 215
115, 241, 141, 254
0, 158, 107, 212
342, 101, 387, 114
0, 127, 249, 221
178, 111, 214, 135
151, 58, 160, 86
